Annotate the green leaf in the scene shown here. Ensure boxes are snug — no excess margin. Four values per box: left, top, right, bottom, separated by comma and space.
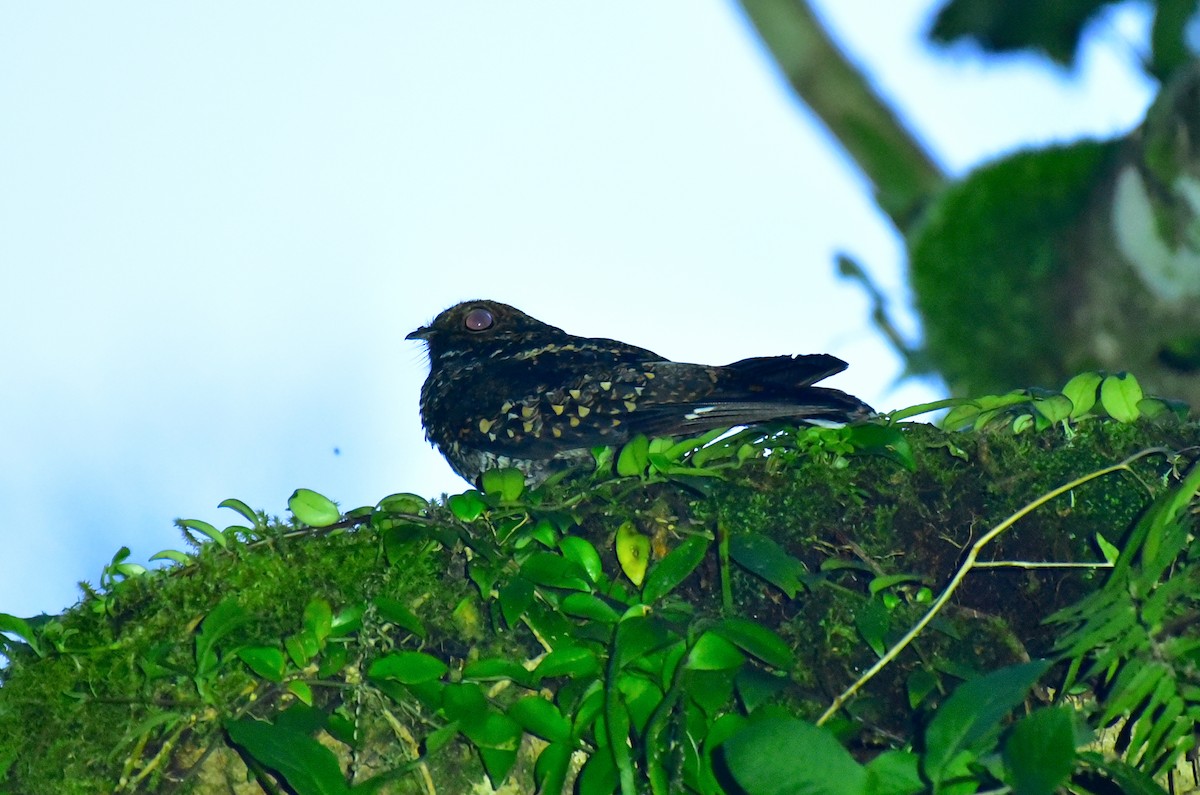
498, 576, 536, 628
712, 617, 794, 669
376, 492, 429, 513
576, 748, 618, 795
1099, 372, 1143, 423
560, 592, 621, 623
906, 668, 939, 709
480, 467, 526, 501
559, 536, 604, 584
225, 716, 350, 795
923, 659, 1051, 783
0, 613, 43, 657
508, 696, 572, 744
1032, 393, 1074, 424
149, 549, 191, 565
614, 614, 678, 670
373, 596, 426, 638
462, 658, 531, 685
616, 434, 650, 477
368, 651, 448, 684
686, 631, 745, 671
237, 646, 286, 682
218, 497, 259, 526
941, 403, 981, 431
479, 747, 518, 790
729, 533, 807, 598
288, 680, 314, 706
1061, 372, 1102, 417
734, 667, 788, 714
864, 750, 925, 795
303, 599, 333, 645
1003, 707, 1075, 795
535, 645, 601, 680
519, 552, 592, 592
447, 490, 487, 522
642, 536, 709, 603
288, 489, 340, 528
722, 716, 867, 795
534, 742, 573, 795
615, 521, 651, 587
195, 598, 248, 678
177, 518, 227, 548
868, 573, 924, 596
845, 423, 915, 470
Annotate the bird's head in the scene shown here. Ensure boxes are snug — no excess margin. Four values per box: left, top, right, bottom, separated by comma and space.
406, 300, 564, 363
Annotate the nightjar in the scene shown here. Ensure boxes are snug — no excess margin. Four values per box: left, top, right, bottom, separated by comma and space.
408, 300, 873, 485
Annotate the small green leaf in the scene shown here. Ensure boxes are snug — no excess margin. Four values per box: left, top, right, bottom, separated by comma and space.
149, 549, 191, 565
560, 592, 621, 623
534, 645, 601, 680
559, 536, 604, 584
1061, 372, 1102, 417
616, 434, 650, 477
868, 573, 925, 596
722, 717, 867, 795
462, 658, 531, 685
288, 680, 314, 706
508, 696, 572, 743
534, 742, 573, 795
729, 533, 807, 598
329, 604, 363, 637
498, 576, 536, 628
941, 403, 981, 431
845, 424, 915, 470
285, 632, 320, 668
686, 631, 746, 671
368, 651, 448, 684
288, 489, 340, 528
195, 598, 248, 677
1032, 393, 1074, 424
642, 536, 709, 603
237, 646, 286, 682
447, 490, 487, 522
1094, 531, 1119, 565
480, 467, 526, 501
376, 492, 429, 514
177, 519, 227, 548
1003, 706, 1075, 795
520, 552, 592, 592
303, 599, 333, 645
373, 596, 426, 638
1099, 373, 1143, 423
615, 521, 651, 587
0, 613, 43, 657
712, 617, 794, 669
906, 668, 939, 709
218, 497, 259, 526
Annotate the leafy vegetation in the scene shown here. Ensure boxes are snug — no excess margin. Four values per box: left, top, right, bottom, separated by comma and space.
2, 373, 1199, 793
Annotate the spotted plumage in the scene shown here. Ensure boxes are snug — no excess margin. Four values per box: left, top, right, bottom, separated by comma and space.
407, 300, 873, 484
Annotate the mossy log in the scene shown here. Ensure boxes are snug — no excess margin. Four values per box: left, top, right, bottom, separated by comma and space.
2, 419, 1199, 793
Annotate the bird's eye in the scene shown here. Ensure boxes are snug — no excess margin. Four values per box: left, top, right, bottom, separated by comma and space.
464, 307, 495, 332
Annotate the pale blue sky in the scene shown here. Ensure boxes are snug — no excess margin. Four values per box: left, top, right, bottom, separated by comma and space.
0, 2, 1155, 619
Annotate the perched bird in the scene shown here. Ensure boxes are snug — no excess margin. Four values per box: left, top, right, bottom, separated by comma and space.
407, 300, 873, 485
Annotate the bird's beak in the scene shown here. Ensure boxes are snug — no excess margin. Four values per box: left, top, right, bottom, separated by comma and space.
406, 326, 431, 341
